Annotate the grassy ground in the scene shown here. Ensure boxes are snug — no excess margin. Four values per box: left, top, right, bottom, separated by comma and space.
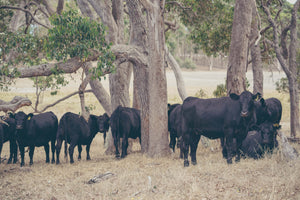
0, 71, 299, 200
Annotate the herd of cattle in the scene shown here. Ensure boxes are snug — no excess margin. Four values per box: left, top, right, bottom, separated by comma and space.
0, 90, 282, 167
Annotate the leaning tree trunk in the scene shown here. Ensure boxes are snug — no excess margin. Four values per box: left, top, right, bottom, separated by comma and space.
226, 0, 254, 94
127, 0, 169, 156
250, 3, 263, 95
262, 0, 300, 138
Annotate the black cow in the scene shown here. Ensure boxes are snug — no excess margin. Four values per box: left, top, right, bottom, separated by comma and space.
255, 97, 282, 125
98, 113, 110, 145
15, 111, 58, 167
223, 121, 280, 159
110, 106, 141, 158
181, 91, 261, 167
168, 104, 182, 152
0, 114, 18, 164
56, 112, 102, 164
241, 121, 280, 159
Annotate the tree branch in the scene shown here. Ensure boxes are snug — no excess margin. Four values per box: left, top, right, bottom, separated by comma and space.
111, 44, 148, 67
37, 90, 93, 113
0, 96, 32, 113
0, 5, 51, 29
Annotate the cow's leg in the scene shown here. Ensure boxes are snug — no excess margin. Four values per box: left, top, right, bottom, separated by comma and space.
0, 138, 3, 164
64, 140, 68, 161
169, 132, 176, 152
224, 128, 234, 164
56, 138, 63, 164
86, 144, 91, 160
19, 145, 25, 167
44, 143, 50, 163
78, 144, 82, 161
121, 137, 128, 158
190, 134, 201, 165
114, 137, 120, 158
7, 140, 14, 164
68, 143, 76, 164
103, 132, 106, 145
50, 139, 55, 164
181, 119, 190, 167
12, 140, 18, 164
29, 146, 35, 165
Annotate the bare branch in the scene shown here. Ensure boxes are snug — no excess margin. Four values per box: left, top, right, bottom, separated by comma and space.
111, 44, 148, 67
38, 90, 93, 113
164, 20, 178, 32
0, 96, 32, 113
0, 5, 51, 29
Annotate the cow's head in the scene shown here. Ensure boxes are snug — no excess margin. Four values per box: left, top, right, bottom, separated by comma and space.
230, 91, 261, 118
254, 98, 272, 124
259, 122, 279, 149
98, 113, 110, 133
14, 111, 32, 130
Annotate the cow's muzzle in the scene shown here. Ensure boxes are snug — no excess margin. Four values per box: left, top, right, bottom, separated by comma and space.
240, 111, 248, 117
16, 125, 23, 130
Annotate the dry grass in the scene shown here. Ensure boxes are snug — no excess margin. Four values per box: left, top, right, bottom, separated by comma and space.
0, 71, 300, 200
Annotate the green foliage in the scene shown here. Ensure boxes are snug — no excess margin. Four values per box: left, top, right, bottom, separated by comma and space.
275, 77, 289, 93
45, 7, 115, 78
213, 84, 227, 98
166, 0, 234, 56
194, 89, 207, 98
175, 57, 196, 70
0, 6, 115, 91
85, 104, 96, 112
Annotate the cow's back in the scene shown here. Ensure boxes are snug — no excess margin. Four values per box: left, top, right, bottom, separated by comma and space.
111, 106, 141, 139
58, 112, 94, 144
29, 112, 57, 146
182, 96, 241, 138
266, 98, 282, 124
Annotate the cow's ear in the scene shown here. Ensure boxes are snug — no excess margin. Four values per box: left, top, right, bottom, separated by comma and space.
27, 113, 33, 120
168, 103, 171, 110
229, 93, 239, 100
260, 98, 266, 107
253, 92, 262, 101
8, 112, 14, 118
104, 113, 109, 120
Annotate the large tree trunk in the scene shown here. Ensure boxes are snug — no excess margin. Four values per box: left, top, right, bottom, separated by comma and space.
250, 4, 263, 95
287, 1, 300, 137
127, 0, 169, 156
226, 0, 253, 94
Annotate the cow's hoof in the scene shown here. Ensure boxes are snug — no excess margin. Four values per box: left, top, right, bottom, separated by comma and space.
226, 159, 233, 164
115, 154, 120, 159
51, 160, 55, 164
184, 160, 189, 167
30, 162, 33, 166
46, 160, 50, 163
191, 160, 197, 165
13, 160, 18, 164
20, 163, 24, 167
56, 161, 60, 165
70, 160, 74, 164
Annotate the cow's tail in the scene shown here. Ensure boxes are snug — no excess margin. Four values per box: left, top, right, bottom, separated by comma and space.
64, 125, 68, 161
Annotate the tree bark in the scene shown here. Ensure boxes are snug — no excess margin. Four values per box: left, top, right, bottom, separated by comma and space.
250, 4, 263, 95
127, 0, 169, 156
262, 0, 300, 138
0, 96, 32, 113
165, 46, 187, 101
226, 0, 253, 95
